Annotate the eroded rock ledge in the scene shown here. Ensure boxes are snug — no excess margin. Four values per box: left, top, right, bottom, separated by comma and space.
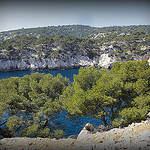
0, 120, 150, 150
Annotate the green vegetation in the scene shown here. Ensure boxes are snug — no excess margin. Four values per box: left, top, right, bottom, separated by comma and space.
61, 60, 150, 127
0, 60, 150, 139
0, 29, 149, 61
1, 25, 150, 40
0, 25, 150, 138
0, 34, 101, 60
0, 73, 69, 138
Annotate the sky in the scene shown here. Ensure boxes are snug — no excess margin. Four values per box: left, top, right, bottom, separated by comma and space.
0, 0, 150, 32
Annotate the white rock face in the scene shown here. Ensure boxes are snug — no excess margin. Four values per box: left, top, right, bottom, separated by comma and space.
148, 58, 150, 65
76, 120, 150, 150
98, 54, 116, 68
0, 54, 116, 71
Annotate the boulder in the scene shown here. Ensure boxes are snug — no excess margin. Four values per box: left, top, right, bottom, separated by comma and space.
77, 123, 94, 141
77, 123, 114, 141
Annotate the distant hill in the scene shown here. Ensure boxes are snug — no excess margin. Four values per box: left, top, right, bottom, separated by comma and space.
0, 25, 150, 42
0, 24, 150, 71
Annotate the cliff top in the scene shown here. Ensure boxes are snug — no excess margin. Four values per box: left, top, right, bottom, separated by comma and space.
0, 120, 149, 150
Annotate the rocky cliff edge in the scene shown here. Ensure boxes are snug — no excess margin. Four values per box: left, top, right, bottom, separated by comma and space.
0, 54, 115, 71
0, 120, 150, 150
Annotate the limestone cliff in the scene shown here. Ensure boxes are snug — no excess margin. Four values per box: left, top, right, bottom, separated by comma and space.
0, 25, 150, 72
0, 54, 115, 71
0, 120, 149, 150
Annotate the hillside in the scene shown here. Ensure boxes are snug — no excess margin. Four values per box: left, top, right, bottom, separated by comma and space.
0, 25, 150, 71
0, 25, 99, 42
0, 120, 149, 150
0, 25, 150, 42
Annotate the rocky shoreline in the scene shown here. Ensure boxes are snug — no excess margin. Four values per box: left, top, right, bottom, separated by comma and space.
0, 54, 150, 72
0, 120, 149, 150
0, 54, 115, 72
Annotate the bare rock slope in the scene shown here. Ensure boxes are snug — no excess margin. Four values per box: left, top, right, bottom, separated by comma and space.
0, 120, 150, 150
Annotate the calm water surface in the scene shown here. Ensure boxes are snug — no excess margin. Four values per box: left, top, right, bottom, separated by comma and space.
0, 69, 102, 137
0, 69, 79, 82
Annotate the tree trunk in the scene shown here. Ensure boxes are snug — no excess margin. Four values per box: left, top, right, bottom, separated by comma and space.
101, 115, 108, 127
0, 120, 7, 127
111, 106, 115, 121
42, 119, 49, 129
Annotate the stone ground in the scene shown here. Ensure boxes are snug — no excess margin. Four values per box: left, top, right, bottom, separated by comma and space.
0, 120, 150, 150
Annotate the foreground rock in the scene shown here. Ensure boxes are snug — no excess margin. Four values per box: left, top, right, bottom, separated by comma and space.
0, 120, 150, 150
77, 123, 114, 141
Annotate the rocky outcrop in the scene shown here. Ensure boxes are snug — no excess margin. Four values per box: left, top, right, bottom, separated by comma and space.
77, 123, 114, 141
0, 120, 149, 150
0, 54, 116, 71
98, 53, 116, 68
77, 120, 150, 150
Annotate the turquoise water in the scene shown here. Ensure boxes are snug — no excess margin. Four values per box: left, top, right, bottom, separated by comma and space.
0, 69, 102, 137
0, 69, 79, 82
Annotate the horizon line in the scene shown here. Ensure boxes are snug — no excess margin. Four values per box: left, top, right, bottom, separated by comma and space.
0, 24, 150, 33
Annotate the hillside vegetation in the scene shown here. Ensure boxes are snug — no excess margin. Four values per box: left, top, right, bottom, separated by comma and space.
0, 25, 150, 63
0, 25, 150, 40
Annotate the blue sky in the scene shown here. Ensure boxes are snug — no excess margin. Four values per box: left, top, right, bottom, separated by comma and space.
0, 0, 150, 32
